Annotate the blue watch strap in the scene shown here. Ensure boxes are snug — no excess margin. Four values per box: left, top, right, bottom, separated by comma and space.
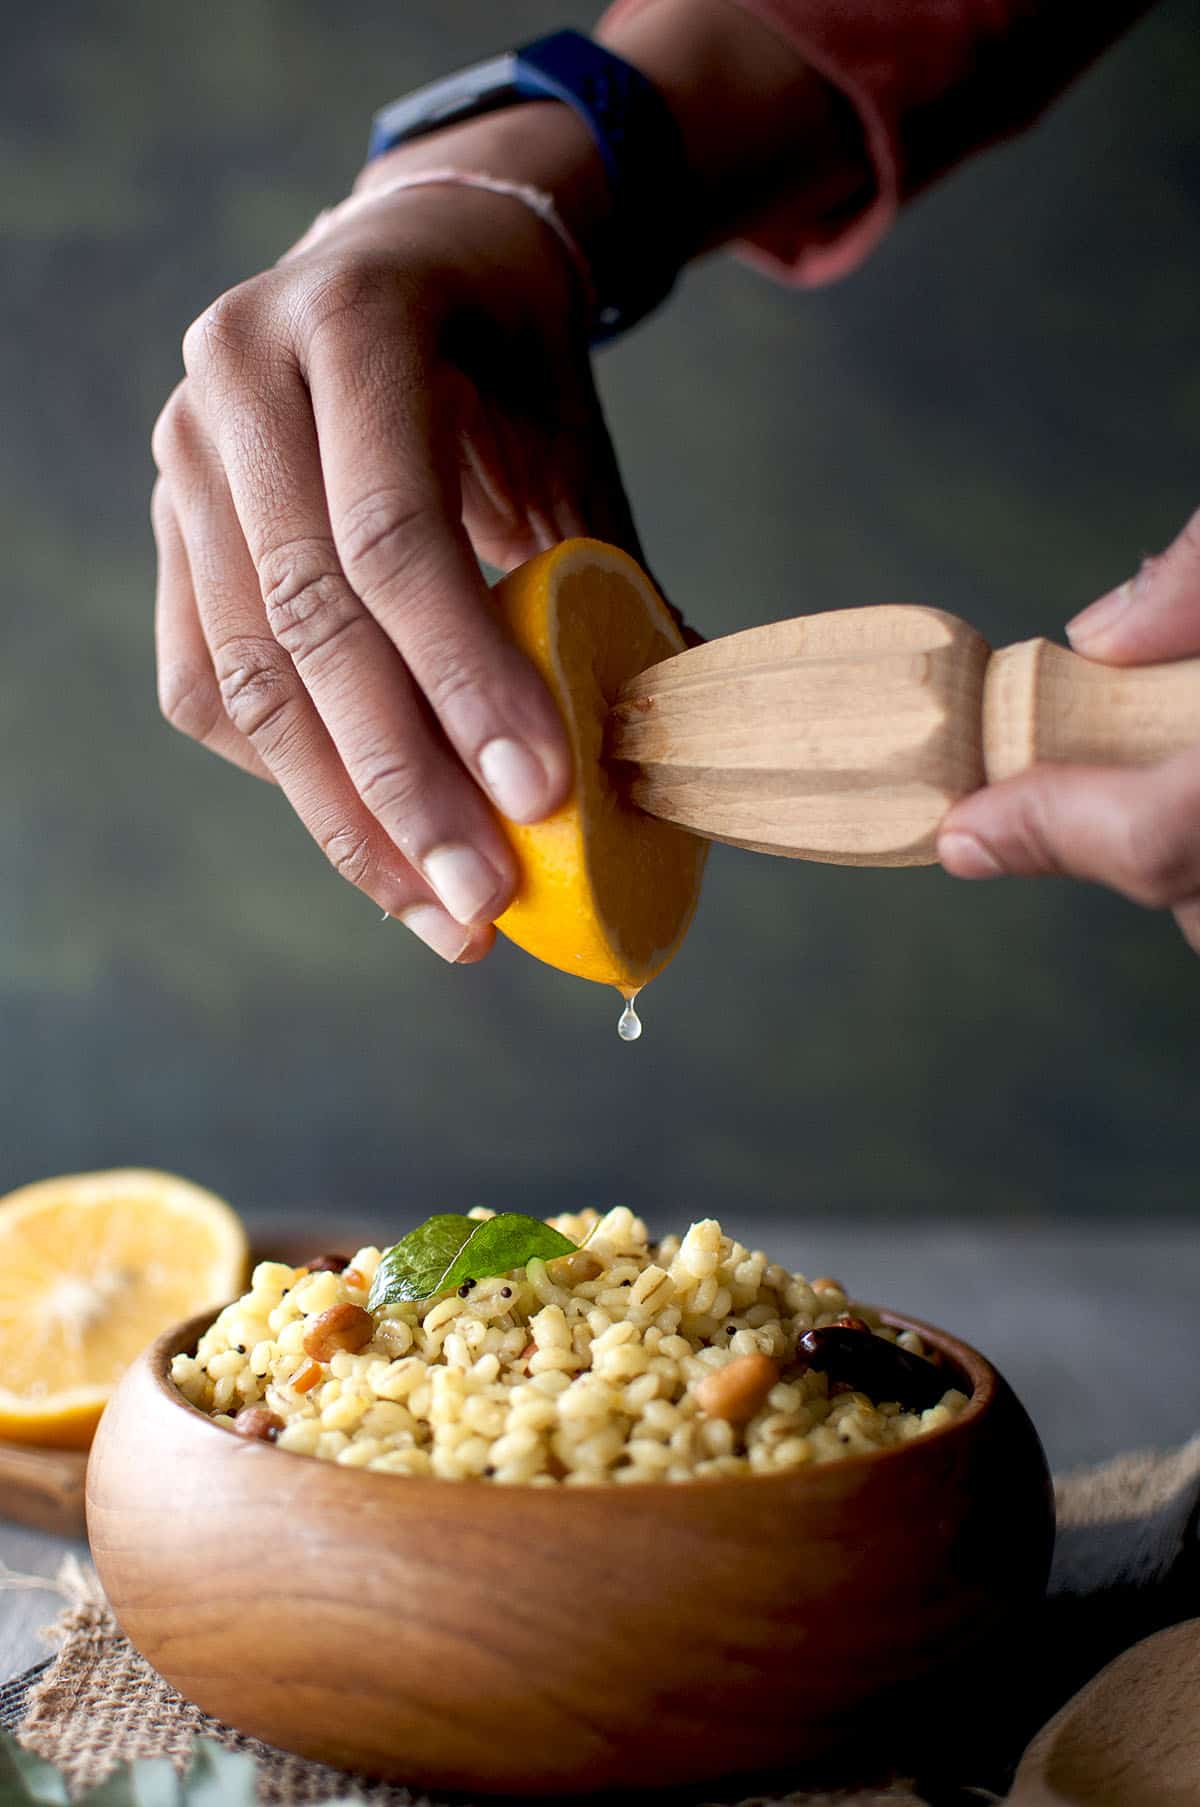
367, 29, 691, 342
368, 55, 527, 161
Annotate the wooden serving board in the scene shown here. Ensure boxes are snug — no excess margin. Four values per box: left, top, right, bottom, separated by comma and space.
0, 1441, 88, 1537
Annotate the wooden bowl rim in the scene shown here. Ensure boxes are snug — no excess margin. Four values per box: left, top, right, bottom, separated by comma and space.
137, 1304, 1001, 1502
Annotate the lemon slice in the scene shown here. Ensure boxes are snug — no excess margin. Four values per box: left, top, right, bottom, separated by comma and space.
493, 539, 707, 991
0, 1169, 248, 1448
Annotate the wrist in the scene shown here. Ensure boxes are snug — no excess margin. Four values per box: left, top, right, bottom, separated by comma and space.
353, 4, 874, 314
354, 101, 612, 278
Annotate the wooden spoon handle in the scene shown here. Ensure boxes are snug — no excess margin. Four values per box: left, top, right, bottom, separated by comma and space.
1006, 1618, 1200, 1805
984, 640, 1200, 783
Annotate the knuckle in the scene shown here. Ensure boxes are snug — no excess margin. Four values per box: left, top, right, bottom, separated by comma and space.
214, 636, 297, 742
319, 825, 377, 890
151, 393, 197, 473
293, 257, 392, 349
337, 489, 438, 603
259, 539, 358, 667
182, 281, 264, 377
413, 643, 494, 719
158, 664, 223, 744
357, 757, 425, 827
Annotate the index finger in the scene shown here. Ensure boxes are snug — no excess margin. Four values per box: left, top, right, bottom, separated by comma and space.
300, 295, 573, 827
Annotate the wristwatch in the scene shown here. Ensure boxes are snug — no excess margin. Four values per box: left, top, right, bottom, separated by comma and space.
366, 28, 692, 342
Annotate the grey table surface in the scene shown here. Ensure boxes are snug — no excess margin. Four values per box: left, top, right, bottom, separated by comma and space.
3, 1220, 1198, 1688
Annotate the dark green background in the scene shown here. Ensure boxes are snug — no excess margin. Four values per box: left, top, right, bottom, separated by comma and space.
2, 2, 1197, 1223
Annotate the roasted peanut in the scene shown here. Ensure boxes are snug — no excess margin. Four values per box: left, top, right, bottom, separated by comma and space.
811, 1277, 845, 1297
302, 1303, 373, 1362
341, 1266, 368, 1291
834, 1314, 872, 1334
303, 1253, 350, 1273
232, 1406, 282, 1441
546, 1250, 604, 1288
693, 1353, 780, 1424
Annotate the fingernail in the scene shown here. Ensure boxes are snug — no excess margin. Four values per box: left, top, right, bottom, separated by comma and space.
397, 904, 473, 963
1066, 580, 1134, 649
422, 844, 503, 925
1066, 554, 1158, 647
478, 737, 550, 822
937, 831, 1006, 879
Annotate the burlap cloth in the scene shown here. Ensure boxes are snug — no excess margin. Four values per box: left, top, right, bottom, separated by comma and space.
15, 1438, 1200, 1806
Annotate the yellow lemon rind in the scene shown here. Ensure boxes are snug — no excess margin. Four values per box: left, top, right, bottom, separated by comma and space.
493, 539, 706, 989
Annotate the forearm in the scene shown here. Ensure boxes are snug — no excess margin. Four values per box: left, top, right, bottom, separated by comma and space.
356, 0, 1154, 305
605, 0, 1158, 261
598, 0, 871, 254
355, 0, 873, 278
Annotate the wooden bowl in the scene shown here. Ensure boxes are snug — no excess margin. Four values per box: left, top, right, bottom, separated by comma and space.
87, 1309, 1053, 1796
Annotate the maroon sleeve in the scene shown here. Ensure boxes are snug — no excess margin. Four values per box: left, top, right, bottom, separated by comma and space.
600, 0, 1156, 284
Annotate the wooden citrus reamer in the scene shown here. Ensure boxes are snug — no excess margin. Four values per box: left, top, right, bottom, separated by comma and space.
607, 606, 1200, 865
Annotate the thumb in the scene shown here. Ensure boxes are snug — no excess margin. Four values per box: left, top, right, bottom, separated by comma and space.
937, 745, 1200, 917
1066, 505, 1200, 665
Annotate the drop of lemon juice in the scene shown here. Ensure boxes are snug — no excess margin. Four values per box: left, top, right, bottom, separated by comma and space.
617, 991, 643, 1042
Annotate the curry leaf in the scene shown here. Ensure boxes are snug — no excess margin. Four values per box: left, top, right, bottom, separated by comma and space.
365, 1213, 477, 1309
437, 1214, 577, 1295
369, 1213, 577, 1309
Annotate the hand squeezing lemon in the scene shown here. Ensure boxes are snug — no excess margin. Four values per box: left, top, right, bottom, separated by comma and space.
490, 539, 707, 999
